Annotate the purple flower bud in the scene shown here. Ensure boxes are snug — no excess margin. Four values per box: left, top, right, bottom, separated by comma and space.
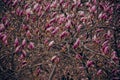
44, 38, 49, 45
46, 26, 54, 32
111, 51, 118, 62
26, 8, 33, 15
22, 50, 27, 58
60, 31, 69, 39
65, 20, 71, 29
2, 34, 7, 42
77, 24, 82, 32
75, 54, 82, 60
97, 69, 102, 75
52, 27, 59, 35
22, 39, 26, 47
12, 0, 18, 7
48, 40, 54, 47
103, 46, 109, 54
33, 3, 39, 11
24, 3, 29, 9
78, 11, 84, 17
86, 60, 94, 67
28, 42, 35, 49
15, 45, 21, 53
51, 0, 57, 8
0, 23, 5, 32
73, 38, 80, 49
90, 5, 96, 13
93, 34, 99, 43
51, 55, 60, 64
26, 30, 31, 38
22, 24, 29, 31
14, 37, 19, 47
36, 68, 41, 76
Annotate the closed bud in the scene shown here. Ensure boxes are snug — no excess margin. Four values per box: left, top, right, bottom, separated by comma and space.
2, 34, 7, 42
77, 24, 82, 32
26, 30, 31, 38
86, 60, 94, 67
12, 0, 18, 7
90, 5, 96, 13
22, 50, 27, 58
51, 55, 60, 64
28, 42, 35, 49
14, 37, 19, 47
52, 27, 59, 35
103, 46, 109, 54
73, 38, 80, 49
48, 41, 54, 47
65, 20, 71, 29
0, 23, 5, 32
75, 54, 82, 60
97, 69, 102, 75
60, 31, 69, 39
15, 45, 21, 53
22, 39, 26, 47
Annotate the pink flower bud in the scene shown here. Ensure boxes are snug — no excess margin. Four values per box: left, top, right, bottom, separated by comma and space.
26, 8, 33, 15
77, 24, 82, 32
86, 60, 94, 67
111, 51, 118, 62
46, 26, 54, 32
107, 30, 112, 38
93, 34, 99, 43
15, 45, 21, 53
3, 40, 8, 45
60, 31, 69, 39
0, 23, 5, 32
50, 18, 56, 23
28, 42, 35, 49
36, 68, 41, 76
24, 3, 29, 9
65, 20, 71, 29
44, 38, 49, 44
22, 24, 29, 31
14, 37, 19, 47
85, 2, 91, 7
90, 5, 96, 13
22, 60, 27, 67
75, 54, 82, 60
80, 17, 87, 22
51, 55, 60, 64
33, 3, 39, 11
103, 46, 109, 54
51, 27, 59, 35
48, 41, 54, 47
78, 11, 84, 17
102, 40, 109, 47
12, 0, 18, 7
22, 50, 27, 58
2, 34, 7, 42
22, 39, 26, 47
51, 0, 57, 8
97, 69, 102, 75
73, 38, 80, 49
26, 30, 31, 38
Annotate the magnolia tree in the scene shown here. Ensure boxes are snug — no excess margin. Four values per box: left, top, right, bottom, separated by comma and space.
0, 0, 120, 80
